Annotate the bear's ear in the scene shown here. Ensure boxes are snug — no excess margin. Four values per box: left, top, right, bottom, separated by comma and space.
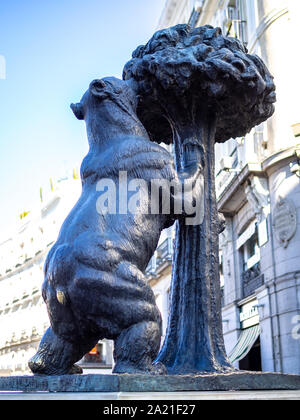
89, 79, 106, 97
70, 102, 84, 120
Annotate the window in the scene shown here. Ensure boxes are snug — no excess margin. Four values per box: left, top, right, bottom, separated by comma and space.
224, 0, 248, 45
239, 226, 260, 272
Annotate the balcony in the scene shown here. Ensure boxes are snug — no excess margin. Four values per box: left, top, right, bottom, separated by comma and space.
216, 146, 239, 200
242, 261, 264, 299
145, 237, 173, 278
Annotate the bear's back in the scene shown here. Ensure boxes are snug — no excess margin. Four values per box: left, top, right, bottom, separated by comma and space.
80, 136, 175, 184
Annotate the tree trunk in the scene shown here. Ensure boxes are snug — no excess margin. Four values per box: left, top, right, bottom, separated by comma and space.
156, 112, 233, 374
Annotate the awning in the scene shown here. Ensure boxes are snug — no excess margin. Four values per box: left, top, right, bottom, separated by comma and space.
228, 324, 260, 364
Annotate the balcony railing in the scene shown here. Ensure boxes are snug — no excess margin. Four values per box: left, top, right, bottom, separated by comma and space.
145, 237, 173, 278
216, 147, 239, 198
242, 261, 264, 298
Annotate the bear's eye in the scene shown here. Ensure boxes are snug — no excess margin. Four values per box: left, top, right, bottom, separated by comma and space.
89, 79, 107, 98
91, 79, 106, 92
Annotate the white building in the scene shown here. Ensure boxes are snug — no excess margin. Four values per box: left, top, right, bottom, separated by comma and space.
149, 0, 300, 374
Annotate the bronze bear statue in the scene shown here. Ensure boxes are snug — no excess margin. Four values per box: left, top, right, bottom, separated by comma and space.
28, 77, 203, 375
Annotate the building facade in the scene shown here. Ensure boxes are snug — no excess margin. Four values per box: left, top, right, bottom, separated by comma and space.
150, 0, 300, 374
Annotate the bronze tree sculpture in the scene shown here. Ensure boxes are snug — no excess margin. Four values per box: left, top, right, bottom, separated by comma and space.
123, 24, 276, 374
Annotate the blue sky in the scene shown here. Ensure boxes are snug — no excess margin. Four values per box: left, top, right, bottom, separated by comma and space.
0, 0, 166, 238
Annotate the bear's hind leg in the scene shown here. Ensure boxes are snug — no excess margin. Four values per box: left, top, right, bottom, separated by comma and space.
28, 327, 98, 375
113, 321, 166, 375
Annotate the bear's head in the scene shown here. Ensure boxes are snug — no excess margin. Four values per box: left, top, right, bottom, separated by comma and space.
70, 77, 139, 122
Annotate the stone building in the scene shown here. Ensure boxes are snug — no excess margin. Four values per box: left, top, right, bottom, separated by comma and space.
149, 0, 300, 374
0, 175, 113, 375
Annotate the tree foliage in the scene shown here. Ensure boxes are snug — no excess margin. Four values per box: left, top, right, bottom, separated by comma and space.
123, 24, 276, 143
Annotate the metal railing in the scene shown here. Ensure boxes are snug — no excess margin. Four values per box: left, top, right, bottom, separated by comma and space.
145, 237, 173, 278
242, 261, 264, 298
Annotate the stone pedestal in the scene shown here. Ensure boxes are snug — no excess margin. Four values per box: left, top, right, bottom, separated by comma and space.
0, 372, 300, 393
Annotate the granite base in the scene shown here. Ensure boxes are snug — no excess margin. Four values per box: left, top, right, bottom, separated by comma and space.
0, 371, 300, 393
